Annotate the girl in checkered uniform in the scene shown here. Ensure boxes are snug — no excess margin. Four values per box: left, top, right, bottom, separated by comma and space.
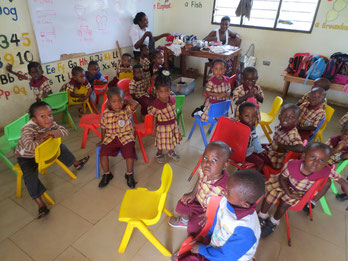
150, 68, 182, 163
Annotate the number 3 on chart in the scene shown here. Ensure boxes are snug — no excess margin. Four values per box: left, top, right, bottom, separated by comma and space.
0, 35, 9, 49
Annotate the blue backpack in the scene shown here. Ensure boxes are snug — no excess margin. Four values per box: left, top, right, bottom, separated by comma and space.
304, 56, 327, 84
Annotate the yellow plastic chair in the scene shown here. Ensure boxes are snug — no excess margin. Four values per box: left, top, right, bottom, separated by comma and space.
314, 105, 335, 142
35, 137, 77, 179
67, 86, 93, 114
260, 96, 283, 142
118, 163, 173, 256
119, 71, 133, 80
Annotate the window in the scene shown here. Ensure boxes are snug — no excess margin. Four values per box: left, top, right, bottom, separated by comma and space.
212, 0, 321, 33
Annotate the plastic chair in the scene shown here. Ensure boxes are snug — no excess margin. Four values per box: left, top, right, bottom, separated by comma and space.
307, 116, 326, 143
42, 92, 77, 130
119, 72, 133, 81
174, 95, 186, 137
67, 86, 94, 114
260, 96, 283, 143
313, 105, 335, 142
117, 78, 138, 124
330, 159, 348, 195
188, 117, 253, 181
134, 114, 154, 163
118, 163, 173, 256
188, 100, 231, 147
35, 137, 77, 179
93, 75, 109, 104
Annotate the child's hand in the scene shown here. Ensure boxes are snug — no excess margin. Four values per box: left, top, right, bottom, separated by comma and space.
181, 192, 195, 205
198, 213, 207, 227
289, 192, 302, 200
337, 140, 348, 151
6, 63, 13, 72
191, 243, 201, 254
246, 90, 254, 98
35, 132, 53, 141
252, 88, 258, 95
145, 31, 153, 38
96, 141, 103, 147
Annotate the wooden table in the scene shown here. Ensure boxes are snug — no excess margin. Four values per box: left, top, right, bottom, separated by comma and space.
281, 71, 345, 99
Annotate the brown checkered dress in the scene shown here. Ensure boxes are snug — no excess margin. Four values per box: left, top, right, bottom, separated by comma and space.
150, 96, 182, 150
60, 79, 91, 93
340, 112, 348, 127
326, 136, 348, 165
265, 159, 340, 206
116, 60, 132, 80
100, 105, 135, 145
201, 76, 231, 122
298, 102, 326, 135
140, 57, 151, 86
129, 78, 150, 99
264, 125, 303, 169
30, 76, 52, 101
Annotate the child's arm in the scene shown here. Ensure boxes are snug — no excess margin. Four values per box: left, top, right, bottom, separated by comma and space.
96, 128, 106, 146
49, 122, 69, 138
276, 143, 304, 153
297, 125, 316, 132
331, 140, 348, 155
253, 88, 264, 103
279, 175, 302, 200
124, 98, 139, 111
21, 128, 52, 153
203, 31, 218, 42
234, 90, 254, 105
181, 178, 199, 205
6, 64, 29, 80
153, 33, 170, 42
206, 91, 229, 99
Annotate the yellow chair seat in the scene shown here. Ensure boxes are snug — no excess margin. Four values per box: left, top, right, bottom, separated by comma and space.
260, 112, 273, 123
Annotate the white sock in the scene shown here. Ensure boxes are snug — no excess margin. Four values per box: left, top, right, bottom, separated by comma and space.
311, 200, 316, 205
270, 216, 280, 226
258, 212, 269, 219
181, 217, 188, 224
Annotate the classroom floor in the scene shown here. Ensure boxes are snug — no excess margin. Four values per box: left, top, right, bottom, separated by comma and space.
0, 76, 347, 261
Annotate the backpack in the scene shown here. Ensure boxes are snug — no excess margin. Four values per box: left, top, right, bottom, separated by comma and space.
286, 52, 310, 75
304, 56, 327, 84
323, 52, 348, 80
297, 55, 313, 77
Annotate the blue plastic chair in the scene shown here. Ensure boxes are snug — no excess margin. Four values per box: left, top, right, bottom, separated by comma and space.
188, 100, 231, 146
307, 116, 325, 142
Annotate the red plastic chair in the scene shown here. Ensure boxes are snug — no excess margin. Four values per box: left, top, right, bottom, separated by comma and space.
134, 114, 153, 163
94, 75, 109, 104
188, 116, 253, 181
117, 78, 138, 123
79, 98, 108, 149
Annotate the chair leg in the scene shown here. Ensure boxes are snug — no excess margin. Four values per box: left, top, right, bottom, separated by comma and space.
0, 152, 15, 171
260, 124, 272, 143
55, 159, 77, 179
81, 127, 90, 149
266, 123, 272, 134
180, 113, 186, 137
330, 179, 338, 195
164, 208, 173, 217
16, 167, 22, 198
285, 211, 291, 246
66, 110, 77, 131
137, 133, 149, 163
132, 113, 138, 124
118, 222, 136, 253
86, 101, 93, 114
319, 196, 331, 216
319, 133, 323, 142
188, 119, 197, 140
198, 121, 208, 147
207, 122, 215, 134
42, 192, 55, 205
89, 100, 99, 114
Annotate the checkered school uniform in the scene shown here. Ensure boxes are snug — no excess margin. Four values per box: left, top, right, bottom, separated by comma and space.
140, 56, 151, 86
129, 78, 150, 99
264, 125, 303, 169
326, 136, 348, 165
30, 76, 52, 101
298, 92, 327, 109
265, 159, 341, 206
100, 105, 135, 145
150, 96, 182, 150
152, 64, 162, 75
232, 84, 263, 121
298, 102, 326, 134
60, 79, 91, 93
340, 113, 348, 126
201, 76, 231, 122
116, 60, 132, 80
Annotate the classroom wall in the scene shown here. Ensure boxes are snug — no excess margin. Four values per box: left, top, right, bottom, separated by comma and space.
157, 0, 348, 106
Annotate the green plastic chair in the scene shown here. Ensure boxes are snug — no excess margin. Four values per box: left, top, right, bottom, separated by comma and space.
330, 160, 348, 195
42, 92, 77, 130
174, 95, 186, 137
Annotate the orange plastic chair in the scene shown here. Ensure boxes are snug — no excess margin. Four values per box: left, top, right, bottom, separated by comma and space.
93, 75, 109, 104
134, 114, 153, 163
188, 117, 253, 181
117, 78, 138, 123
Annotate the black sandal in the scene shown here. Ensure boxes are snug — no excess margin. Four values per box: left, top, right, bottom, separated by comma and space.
74, 156, 90, 170
38, 206, 50, 219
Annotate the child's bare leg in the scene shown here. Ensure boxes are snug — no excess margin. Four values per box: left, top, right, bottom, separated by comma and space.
125, 158, 136, 188
261, 200, 290, 238
99, 156, 113, 188
35, 196, 50, 219
125, 158, 134, 173
157, 149, 163, 156
156, 149, 165, 163
259, 199, 273, 215
273, 200, 291, 220
34, 197, 46, 208
312, 179, 331, 202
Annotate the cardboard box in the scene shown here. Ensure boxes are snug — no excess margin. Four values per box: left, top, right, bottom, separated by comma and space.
171, 77, 195, 96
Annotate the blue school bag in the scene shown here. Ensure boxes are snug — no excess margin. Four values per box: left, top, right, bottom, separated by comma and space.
304, 56, 327, 84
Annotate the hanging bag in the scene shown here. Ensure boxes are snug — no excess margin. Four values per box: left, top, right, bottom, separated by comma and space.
241, 43, 256, 68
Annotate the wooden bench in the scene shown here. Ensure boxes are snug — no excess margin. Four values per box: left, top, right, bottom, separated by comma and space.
281, 72, 345, 99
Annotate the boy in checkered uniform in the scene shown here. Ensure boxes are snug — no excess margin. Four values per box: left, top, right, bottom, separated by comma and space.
297, 87, 326, 141
140, 45, 151, 87
258, 142, 348, 238
169, 141, 230, 236
108, 53, 133, 87
97, 87, 139, 189
150, 68, 181, 163
129, 64, 154, 115
297, 78, 330, 109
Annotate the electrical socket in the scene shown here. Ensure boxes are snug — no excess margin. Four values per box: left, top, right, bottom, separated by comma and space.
263, 61, 270, 66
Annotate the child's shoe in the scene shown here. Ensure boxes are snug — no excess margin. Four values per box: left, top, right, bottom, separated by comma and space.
99, 173, 113, 188
168, 151, 180, 161
258, 216, 268, 227
336, 193, 348, 202
168, 216, 188, 228
125, 172, 137, 189
302, 202, 315, 215
156, 154, 165, 164
261, 219, 277, 238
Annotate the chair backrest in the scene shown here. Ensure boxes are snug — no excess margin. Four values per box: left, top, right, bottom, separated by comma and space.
119, 72, 133, 80
156, 164, 173, 223
35, 137, 61, 173
117, 78, 132, 94
229, 74, 237, 90
268, 96, 283, 118
207, 100, 231, 122
319, 105, 334, 133
4, 113, 30, 148
210, 117, 251, 163
308, 116, 326, 142
101, 98, 108, 114
105, 75, 109, 81
42, 92, 68, 110
336, 159, 348, 174
144, 114, 154, 134
174, 95, 185, 111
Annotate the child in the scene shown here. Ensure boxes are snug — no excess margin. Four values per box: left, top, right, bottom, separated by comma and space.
177, 169, 265, 261
151, 49, 164, 75
15, 101, 89, 218
297, 77, 330, 108
340, 112, 348, 127
6, 62, 52, 101
169, 141, 230, 236
129, 64, 154, 115
232, 66, 264, 121
150, 68, 181, 163
140, 44, 151, 87
108, 53, 133, 87
200, 59, 231, 122
257, 104, 304, 170
258, 142, 348, 238
297, 87, 326, 141
97, 87, 138, 189
85, 61, 107, 102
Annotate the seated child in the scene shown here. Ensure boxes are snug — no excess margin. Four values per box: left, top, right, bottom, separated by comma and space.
297, 77, 330, 109
232, 66, 264, 121
108, 53, 133, 87
340, 112, 348, 127
97, 87, 138, 189
151, 49, 164, 75
129, 64, 154, 115
199, 59, 231, 122
6, 62, 52, 101
140, 44, 151, 87
84, 61, 107, 102
258, 142, 348, 238
15, 101, 89, 218
150, 68, 181, 163
177, 169, 265, 261
169, 141, 230, 236
297, 87, 326, 141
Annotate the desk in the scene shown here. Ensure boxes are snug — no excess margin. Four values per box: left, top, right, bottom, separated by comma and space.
281, 72, 345, 99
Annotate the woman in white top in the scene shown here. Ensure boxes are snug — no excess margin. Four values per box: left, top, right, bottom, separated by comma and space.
129, 12, 169, 61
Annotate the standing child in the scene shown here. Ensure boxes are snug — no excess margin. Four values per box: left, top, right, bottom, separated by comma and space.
6, 62, 52, 101
97, 87, 138, 189
151, 49, 164, 75
169, 141, 230, 236
258, 142, 348, 238
297, 87, 326, 141
177, 169, 265, 261
85, 61, 107, 102
108, 53, 133, 87
297, 77, 330, 108
199, 59, 231, 122
150, 68, 181, 163
140, 44, 151, 87
232, 66, 264, 121
16, 101, 89, 218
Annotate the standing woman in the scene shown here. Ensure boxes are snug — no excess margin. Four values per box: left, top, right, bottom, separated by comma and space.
129, 12, 170, 62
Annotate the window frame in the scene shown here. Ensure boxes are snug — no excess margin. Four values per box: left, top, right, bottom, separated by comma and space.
211, 0, 321, 34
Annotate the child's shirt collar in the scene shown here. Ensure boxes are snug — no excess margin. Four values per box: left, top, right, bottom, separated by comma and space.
69, 78, 89, 87
227, 201, 257, 220
279, 124, 297, 133
210, 75, 229, 85
152, 95, 175, 110
287, 159, 332, 181
304, 102, 322, 111
30, 76, 48, 87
